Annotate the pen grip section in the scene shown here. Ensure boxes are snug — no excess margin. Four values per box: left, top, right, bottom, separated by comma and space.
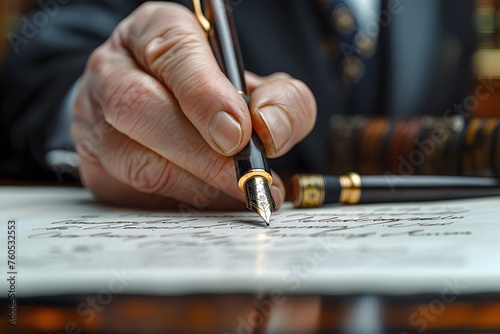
235, 131, 272, 181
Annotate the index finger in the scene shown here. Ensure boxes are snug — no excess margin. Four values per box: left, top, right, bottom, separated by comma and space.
113, 2, 251, 156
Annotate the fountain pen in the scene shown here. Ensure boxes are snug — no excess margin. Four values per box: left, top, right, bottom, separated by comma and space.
193, 0, 275, 225
292, 173, 500, 207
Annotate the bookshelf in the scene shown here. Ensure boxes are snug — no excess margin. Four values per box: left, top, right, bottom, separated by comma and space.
474, 0, 500, 116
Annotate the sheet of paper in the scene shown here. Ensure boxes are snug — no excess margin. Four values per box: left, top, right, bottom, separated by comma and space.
1, 186, 499, 297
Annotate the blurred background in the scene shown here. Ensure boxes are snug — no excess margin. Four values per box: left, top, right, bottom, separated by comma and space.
475, 0, 500, 116
2, 0, 500, 179
1, 2, 500, 333
1, 0, 499, 115
0, 0, 35, 61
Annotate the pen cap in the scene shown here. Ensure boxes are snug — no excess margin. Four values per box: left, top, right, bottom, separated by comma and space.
293, 173, 500, 207
291, 174, 342, 208
358, 174, 500, 203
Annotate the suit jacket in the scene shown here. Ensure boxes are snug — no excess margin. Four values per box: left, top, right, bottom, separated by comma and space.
0, 0, 475, 180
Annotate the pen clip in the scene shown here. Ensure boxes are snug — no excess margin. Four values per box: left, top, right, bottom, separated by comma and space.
192, 0, 211, 33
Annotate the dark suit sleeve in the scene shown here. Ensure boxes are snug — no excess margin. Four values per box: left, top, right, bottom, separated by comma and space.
0, 0, 143, 180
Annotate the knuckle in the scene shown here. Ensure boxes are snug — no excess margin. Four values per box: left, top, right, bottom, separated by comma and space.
84, 46, 110, 103
269, 72, 292, 81
199, 153, 233, 186
141, 2, 204, 72
73, 79, 102, 125
102, 76, 152, 135
282, 78, 308, 99
72, 85, 87, 120
133, 1, 169, 21
180, 71, 222, 123
282, 78, 316, 128
134, 1, 156, 15
145, 28, 206, 84
135, 1, 189, 20
127, 151, 178, 194
86, 45, 109, 75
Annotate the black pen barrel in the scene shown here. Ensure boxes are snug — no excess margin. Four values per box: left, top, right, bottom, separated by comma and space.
202, 0, 275, 223
206, 0, 246, 92
358, 175, 500, 203
206, 0, 272, 180
292, 173, 500, 207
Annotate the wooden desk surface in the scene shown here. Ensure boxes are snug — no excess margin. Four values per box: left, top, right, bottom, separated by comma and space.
1, 293, 500, 333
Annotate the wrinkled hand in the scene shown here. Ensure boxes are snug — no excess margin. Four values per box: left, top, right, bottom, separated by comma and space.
71, 2, 316, 210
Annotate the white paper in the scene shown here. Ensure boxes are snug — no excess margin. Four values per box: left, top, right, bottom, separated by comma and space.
1, 186, 499, 297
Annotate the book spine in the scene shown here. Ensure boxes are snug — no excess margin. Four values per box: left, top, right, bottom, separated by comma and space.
329, 115, 500, 177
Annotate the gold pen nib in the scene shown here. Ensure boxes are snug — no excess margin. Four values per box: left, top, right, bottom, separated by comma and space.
244, 176, 275, 226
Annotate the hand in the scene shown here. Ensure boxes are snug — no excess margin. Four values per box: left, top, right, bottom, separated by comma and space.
71, 2, 316, 210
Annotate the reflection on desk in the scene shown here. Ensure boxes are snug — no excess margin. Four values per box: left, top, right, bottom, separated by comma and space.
1, 294, 500, 333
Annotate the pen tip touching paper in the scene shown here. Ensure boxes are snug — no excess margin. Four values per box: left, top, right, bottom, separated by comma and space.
245, 176, 275, 227
254, 205, 271, 226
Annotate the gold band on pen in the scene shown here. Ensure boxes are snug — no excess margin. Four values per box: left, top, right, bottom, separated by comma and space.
238, 90, 250, 104
339, 172, 362, 204
237, 169, 273, 192
291, 174, 325, 208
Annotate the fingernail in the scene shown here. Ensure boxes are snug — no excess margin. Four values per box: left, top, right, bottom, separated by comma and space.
209, 111, 242, 155
257, 106, 292, 152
